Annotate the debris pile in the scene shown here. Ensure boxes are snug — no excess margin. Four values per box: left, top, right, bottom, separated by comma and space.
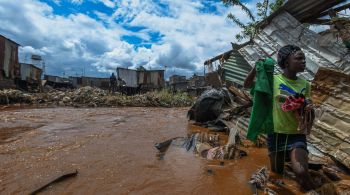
156, 87, 249, 161
157, 67, 350, 195
0, 89, 32, 104
0, 86, 193, 107
155, 131, 247, 161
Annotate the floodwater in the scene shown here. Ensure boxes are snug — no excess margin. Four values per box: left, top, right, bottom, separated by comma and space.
0, 107, 301, 194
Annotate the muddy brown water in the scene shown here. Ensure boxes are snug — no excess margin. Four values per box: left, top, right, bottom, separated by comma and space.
0, 107, 305, 194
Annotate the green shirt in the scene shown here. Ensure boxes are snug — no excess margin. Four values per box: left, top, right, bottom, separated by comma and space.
246, 58, 275, 141
273, 74, 311, 134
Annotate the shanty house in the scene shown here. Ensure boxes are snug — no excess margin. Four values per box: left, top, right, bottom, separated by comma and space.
44, 74, 73, 89
0, 35, 20, 89
81, 76, 109, 89
138, 70, 165, 90
18, 63, 42, 90
169, 75, 188, 92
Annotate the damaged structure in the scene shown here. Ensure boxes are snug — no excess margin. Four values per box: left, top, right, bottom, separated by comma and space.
44, 74, 73, 89
204, 0, 350, 170
0, 35, 20, 89
18, 63, 42, 91
117, 67, 165, 94
169, 75, 188, 92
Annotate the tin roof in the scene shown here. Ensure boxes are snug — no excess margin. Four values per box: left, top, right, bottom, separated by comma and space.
0, 34, 20, 46
222, 49, 252, 86
238, 11, 350, 80
258, 0, 348, 28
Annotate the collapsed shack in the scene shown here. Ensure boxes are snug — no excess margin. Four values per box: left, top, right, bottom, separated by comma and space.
201, 0, 350, 169
0, 86, 193, 108
186, 0, 350, 193
177, 69, 350, 194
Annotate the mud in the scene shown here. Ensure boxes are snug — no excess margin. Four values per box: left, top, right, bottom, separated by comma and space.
0, 107, 340, 194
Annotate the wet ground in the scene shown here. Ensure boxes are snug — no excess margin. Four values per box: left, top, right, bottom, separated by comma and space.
0, 107, 303, 194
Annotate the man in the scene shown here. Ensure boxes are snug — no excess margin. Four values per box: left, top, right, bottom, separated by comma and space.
109, 73, 117, 93
244, 45, 315, 191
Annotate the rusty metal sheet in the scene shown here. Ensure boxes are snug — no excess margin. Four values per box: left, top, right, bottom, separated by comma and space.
309, 67, 350, 168
0, 35, 19, 82
20, 63, 42, 82
239, 11, 350, 81
117, 68, 138, 87
137, 70, 164, 89
258, 0, 346, 27
82, 76, 109, 89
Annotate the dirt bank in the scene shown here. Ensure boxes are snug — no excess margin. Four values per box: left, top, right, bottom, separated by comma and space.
0, 87, 194, 108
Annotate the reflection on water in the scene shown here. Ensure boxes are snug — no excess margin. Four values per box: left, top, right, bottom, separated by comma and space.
0, 107, 304, 194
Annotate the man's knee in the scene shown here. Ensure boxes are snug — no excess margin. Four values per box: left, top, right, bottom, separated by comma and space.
291, 148, 309, 177
292, 162, 308, 177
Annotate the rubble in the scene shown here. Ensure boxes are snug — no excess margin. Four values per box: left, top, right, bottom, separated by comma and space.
0, 89, 32, 104
0, 86, 194, 108
182, 68, 350, 194
154, 131, 247, 161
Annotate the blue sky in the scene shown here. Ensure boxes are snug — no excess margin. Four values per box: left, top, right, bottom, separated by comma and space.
0, 0, 257, 78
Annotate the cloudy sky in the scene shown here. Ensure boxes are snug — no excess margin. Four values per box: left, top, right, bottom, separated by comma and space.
0, 0, 256, 78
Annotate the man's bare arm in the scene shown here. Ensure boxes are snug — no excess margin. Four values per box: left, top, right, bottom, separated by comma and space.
243, 66, 256, 88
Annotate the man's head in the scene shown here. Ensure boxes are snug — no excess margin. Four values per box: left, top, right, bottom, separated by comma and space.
277, 45, 306, 73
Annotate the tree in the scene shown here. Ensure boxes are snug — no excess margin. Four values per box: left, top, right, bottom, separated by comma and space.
223, 0, 285, 42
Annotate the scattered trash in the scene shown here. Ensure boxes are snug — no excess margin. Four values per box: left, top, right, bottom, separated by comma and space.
187, 88, 232, 122
249, 167, 269, 189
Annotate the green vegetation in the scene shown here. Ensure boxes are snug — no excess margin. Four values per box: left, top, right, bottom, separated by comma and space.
222, 0, 285, 41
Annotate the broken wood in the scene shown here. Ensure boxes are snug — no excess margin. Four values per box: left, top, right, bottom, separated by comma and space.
30, 170, 78, 195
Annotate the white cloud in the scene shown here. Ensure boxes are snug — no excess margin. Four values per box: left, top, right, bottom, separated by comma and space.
70, 0, 84, 5
0, 0, 258, 78
100, 0, 115, 8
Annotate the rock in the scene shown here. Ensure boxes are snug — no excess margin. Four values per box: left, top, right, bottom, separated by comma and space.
53, 96, 60, 101
62, 96, 71, 103
58, 101, 65, 107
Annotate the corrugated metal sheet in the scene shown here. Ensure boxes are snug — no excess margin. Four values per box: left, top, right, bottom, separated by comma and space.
222, 49, 252, 86
0, 36, 19, 80
19, 63, 42, 82
44, 75, 60, 83
138, 70, 165, 89
259, 0, 347, 27
233, 11, 350, 167
239, 11, 350, 80
82, 76, 109, 89
309, 67, 350, 168
151, 71, 164, 88
117, 68, 138, 87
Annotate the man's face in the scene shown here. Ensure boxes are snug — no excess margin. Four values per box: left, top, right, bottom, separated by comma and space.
286, 50, 306, 73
